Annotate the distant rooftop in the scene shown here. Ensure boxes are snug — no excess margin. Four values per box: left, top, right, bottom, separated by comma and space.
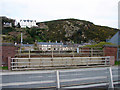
0, 43, 15, 46
37, 42, 63, 45
108, 31, 120, 46
22, 44, 34, 47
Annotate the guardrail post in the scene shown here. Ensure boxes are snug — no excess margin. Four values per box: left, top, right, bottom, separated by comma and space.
77, 48, 79, 53
91, 48, 93, 57
108, 67, 114, 89
105, 57, 107, 65
29, 49, 30, 58
8, 57, 11, 71
105, 56, 110, 65
56, 70, 60, 89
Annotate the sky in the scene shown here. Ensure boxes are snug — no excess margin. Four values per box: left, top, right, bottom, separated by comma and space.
0, 0, 119, 29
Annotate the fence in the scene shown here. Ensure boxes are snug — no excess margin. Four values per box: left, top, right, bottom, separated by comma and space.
78, 47, 104, 57
9, 56, 110, 70
1, 67, 120, 89
15, 47, 104, 58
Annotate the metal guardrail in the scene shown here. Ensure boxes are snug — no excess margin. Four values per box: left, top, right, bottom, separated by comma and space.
10, 56, 110, 70
58, 67, 117, 89
1, 67, 120, 89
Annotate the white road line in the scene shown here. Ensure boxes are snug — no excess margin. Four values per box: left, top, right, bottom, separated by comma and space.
48, 74, 83, 77
61, 76, 107, 82
1, 80, 55, 87
29, 73, 83, 78
60, 68, 108, 73
29, 76, 43, 78
1, 67, 118, 75
1, 71, 55, 75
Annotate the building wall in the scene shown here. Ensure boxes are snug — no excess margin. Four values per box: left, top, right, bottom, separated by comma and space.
1, 45, 18, 66
20, 20, 37, 28
103, 46, 117, 60
23, 46, 34, 50
37, 44, 63, 51
2, 16, 15, 28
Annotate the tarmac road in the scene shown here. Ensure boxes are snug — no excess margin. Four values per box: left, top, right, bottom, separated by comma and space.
1, 66, 120, 89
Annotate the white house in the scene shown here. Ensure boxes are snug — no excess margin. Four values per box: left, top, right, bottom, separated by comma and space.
20, 20, 37, 28
37, 42, 63, 51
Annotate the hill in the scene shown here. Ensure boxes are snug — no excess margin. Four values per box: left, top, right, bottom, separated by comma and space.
2, 18, 118, 44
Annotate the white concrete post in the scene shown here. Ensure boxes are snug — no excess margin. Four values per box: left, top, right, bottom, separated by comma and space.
77, 48, 79, 53
105, 57, 107, 65
108, 67, 114, 89
11, 58, 13, 70
29, 49, 30, 58
91, 48, 93, 57
8, 57, 11, 71
52, 48, 53, 59
56, 70, 60, 88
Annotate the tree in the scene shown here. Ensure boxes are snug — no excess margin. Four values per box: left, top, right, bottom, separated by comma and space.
16, 22, 21, 28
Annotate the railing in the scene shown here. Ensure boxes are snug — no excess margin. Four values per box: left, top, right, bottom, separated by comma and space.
10, 56, 110, 70
61, 67, 120, 89
15, 47, 104, 57
1, 67, 120, 89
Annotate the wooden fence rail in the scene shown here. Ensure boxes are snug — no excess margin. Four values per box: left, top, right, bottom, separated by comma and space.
9, 56, 110, 71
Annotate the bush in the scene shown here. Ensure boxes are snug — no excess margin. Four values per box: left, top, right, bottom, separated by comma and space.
115, 61, 120, 65
0, 66, 8, 70
84, 42, 115, 48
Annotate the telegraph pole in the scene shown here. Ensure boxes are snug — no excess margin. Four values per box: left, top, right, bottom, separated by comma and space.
20, 33, 23, 53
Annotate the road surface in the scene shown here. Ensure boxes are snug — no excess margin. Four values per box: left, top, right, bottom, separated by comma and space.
1, 66, 120, 89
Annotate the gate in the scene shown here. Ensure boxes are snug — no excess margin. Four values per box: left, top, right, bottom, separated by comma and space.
9, 56, 110, 71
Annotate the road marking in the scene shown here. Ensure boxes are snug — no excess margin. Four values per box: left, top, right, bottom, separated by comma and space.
1, 67, 118, 75
60, 76, 107, 82
1, 80, 55, 87
60, 68, 108, 73
29, 73, 83, 78
29, 76, 43, 78
1, 71, 55, 75
48, 74, 83, 77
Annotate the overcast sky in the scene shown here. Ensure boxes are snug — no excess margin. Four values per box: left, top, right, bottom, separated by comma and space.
0, 0, 119, 29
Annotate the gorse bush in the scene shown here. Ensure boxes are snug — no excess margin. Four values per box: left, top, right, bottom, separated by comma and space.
84, 42, 115, 48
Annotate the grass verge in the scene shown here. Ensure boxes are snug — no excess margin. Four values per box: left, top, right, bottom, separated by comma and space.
115, 61, 120, 65
0, 66, 8, 70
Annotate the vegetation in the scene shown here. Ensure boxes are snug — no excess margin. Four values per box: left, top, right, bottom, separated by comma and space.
2, 18, 118, 44
84, 42, 115, 48
0, 66, 8, 70
115, 61, 120, 65
2, 27, 16, 34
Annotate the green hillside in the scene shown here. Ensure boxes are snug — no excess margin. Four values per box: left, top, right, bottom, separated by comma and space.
2, 18, 118, 44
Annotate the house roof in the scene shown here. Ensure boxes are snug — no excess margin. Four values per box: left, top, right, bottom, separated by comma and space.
0, 43, 15, 46
22, 44, 34, 47
108, 31, 120, 46
37, 42, 63, 45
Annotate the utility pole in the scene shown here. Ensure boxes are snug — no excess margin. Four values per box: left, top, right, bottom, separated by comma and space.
20, 33, 23, 53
